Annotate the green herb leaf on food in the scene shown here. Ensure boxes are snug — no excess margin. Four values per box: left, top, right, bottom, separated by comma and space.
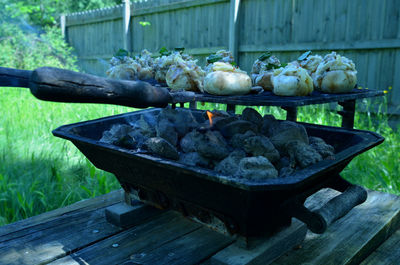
280, 62, 288, 68
174, 47, 185, 54
159, 47, 171, 56
207, 54, 223, 64
298, 51, 312, 61
115, 49, 129, 59
258, 51, 272, 61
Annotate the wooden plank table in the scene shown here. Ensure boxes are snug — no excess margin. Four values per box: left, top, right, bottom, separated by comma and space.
1, 188, 399, 265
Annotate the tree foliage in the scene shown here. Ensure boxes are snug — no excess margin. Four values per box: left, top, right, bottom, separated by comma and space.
0, 0, 121, 71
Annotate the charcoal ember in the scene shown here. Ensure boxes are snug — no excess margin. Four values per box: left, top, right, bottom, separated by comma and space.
211, 116, 239, 131
156, 119, 178, 146
268, 121, 309, 155
279, 167, 295, 178
215, 150, 246, 176
158, 107, 199, 137
180, 131, 200, 153
230, 130, 257, 149
241, 108, 263, 128
243, 135, 280, 163
286, 141, 322, 168
100, 124, 136, 148
144, 137, 179, 160
260, 114, 277, 135
179, 152, 211, 168
237, 156, 278, 180
194, 130, 230, 160
135, 115, 156, 137
309, 136, 335, 158
220, 120, 258, 138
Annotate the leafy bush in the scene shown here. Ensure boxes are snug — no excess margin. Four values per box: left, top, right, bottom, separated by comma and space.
0, 23, 78, 70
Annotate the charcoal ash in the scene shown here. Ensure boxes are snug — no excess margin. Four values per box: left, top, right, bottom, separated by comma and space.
309, 136, 335, 158
215, 150, 246, 176
286, 140, 323, 168
279, 167, 295, 178
243, 135, 280, 163
237, 156, 278, 180
144, 137, 179, 160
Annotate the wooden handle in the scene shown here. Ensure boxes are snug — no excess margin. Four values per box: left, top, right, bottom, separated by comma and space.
0, 67, 31, 88
29, 67, 172, 108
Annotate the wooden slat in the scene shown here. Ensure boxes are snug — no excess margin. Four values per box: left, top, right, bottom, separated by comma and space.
0, 189, 123, 238
270, 190, 400, 265
209, 219, 307, 265
360, 229, 400, 265
48, 211, 204, 265
128, 227, 234, 265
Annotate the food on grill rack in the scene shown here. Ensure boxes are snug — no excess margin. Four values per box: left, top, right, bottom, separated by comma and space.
313, 52, 357, 93
251, 52, 282, 91
299, 54, 323, 76
205, 50, 235, 72
165, 56, 205, 92
106, 49, 155, 81
99, 107, 336, 181
203, 62, 252, 95
271, 63, 314, 96
154, 48, 193, 84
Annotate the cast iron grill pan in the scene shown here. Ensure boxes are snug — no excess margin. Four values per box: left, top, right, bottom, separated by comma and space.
53, 108, 384, 236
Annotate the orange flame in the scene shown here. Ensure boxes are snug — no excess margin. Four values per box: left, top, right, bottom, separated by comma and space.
206, 111, 214, 126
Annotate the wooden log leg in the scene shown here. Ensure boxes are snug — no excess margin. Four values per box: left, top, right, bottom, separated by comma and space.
105, 201, 160, 228
338, 100, 356, 128
189, 101, 197, 109
226, 104, 236, 114
283, 107, 298, 121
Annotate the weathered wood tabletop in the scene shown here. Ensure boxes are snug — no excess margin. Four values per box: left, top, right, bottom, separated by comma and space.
1, 188, 399, 265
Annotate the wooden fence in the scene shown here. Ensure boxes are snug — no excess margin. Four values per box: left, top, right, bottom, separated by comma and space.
63, 0, 400, 113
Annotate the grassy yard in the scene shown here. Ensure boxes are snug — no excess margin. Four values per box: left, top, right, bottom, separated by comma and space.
0, 87, 399, 226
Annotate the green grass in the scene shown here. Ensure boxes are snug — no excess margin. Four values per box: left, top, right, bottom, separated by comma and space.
0, 88, 399, 226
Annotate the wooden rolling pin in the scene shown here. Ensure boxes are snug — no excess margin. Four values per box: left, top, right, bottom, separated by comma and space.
0, 66, 194, 108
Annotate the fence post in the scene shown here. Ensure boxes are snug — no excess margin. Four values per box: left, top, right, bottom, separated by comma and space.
60, 14, 66, 40
122, 0, 131, 51
229, 0, 241, 63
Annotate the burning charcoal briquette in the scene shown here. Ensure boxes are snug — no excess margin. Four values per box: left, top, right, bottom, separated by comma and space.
260, 114, 277, 135
309, 137, 335, 158
215, 150, 246, 176
279, 167, 295, 178
157, 107, 198, 137
100, 124, 136, 148
156, 119, 178, 146
237, 156, 278, 180
134, 115, 156, 137
286, 141, 322, 168
194, 130, 229, 160
243, 135, 280, 163
211, 116, 238, 131
220, 120, 258, 138
179, 152, 211, 168
229, 130, 256, 149
268, 121, 309, 155
144, 137, 179, 160
180, 131, 200, 153
241, 108, 263, 128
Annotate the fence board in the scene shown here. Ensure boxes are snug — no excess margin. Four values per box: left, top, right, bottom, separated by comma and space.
64, 0, 400, 112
